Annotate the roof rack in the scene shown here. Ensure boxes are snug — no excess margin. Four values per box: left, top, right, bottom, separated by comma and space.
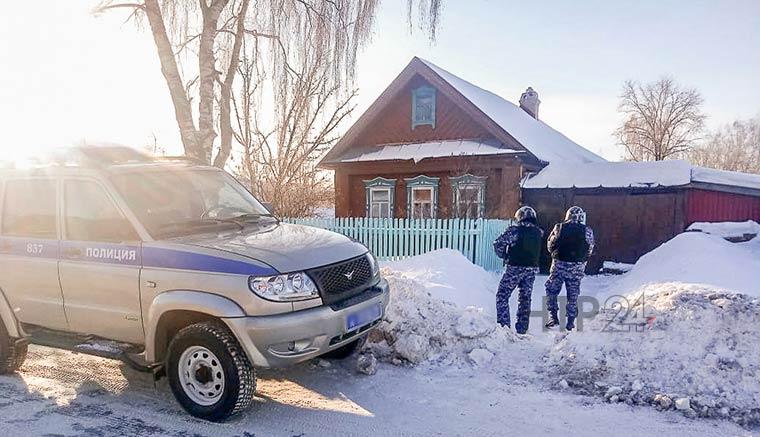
155, 155, 208, 165
2, 145, 158, 169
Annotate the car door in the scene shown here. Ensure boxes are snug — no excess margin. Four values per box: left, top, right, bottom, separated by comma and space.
58, 177, 144, 344
0, 177, 69, 330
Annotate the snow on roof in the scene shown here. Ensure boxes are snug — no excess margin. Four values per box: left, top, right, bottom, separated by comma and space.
522, 160, 693, 189
691, 166, 760, 191
337, 139, 523, 164
419, 58, 605, 164
522, 159, 760, 192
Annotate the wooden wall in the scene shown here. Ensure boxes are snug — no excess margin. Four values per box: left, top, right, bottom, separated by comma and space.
350, 74, 493, 146
334, 155, 524, 220
522, 187, 688, 273
686, 189, 760, 223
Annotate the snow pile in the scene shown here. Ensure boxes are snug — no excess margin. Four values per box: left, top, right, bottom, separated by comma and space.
687, 220, 760, 241
543, 283, 760, 426
601, 261, 634, 274
613, 232, 760, 297
367, 251, 516, 367
381, 249, 499, 315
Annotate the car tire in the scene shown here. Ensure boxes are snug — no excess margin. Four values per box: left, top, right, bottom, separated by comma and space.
166, 321, 255, 422
321, 336, 365, 360
0, 321, 27, 375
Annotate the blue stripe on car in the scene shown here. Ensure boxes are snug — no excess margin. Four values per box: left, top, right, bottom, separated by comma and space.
62, 241, 142, 266
0, 237, 276, 276
142, 247, 277, 276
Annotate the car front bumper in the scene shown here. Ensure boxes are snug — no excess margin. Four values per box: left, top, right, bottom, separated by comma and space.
223, 278, 390, 367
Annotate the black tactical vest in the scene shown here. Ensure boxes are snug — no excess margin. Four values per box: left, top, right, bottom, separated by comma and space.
507, 224, 543, 267
554, 222, 590, 262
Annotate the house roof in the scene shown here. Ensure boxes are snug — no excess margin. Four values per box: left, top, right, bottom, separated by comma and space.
335, 139, 523, 164
418, 59, 605, 165
320, 57, 605, 166
522, 159, 760, 193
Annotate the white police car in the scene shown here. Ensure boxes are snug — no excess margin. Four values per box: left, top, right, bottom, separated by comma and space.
0, 145, 388, 421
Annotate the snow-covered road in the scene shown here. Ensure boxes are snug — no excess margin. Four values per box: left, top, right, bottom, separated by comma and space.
0, 345, 750, 436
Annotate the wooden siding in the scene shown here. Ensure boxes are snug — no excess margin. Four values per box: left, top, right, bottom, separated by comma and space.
351, 74, 494, 146
522, 188, 687, 273
686, 189, 760, 224
334, 155, 523, 220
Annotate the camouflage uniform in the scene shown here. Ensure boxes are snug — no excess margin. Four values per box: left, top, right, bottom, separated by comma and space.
545, 222, 595, 330
493, 222, 543, 333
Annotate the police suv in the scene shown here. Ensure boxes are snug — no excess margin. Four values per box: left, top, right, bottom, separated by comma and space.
0, 145, 389, 421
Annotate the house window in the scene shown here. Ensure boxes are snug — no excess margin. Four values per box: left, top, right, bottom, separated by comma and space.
364, 177, 396, 218
450, 174, 487, 219
405, 175, 439, 219
412, 86, 436, 129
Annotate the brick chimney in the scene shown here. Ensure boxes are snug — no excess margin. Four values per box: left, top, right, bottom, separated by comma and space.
519, 87, 540, 119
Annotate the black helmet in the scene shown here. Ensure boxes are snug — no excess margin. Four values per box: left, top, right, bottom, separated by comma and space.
565, 205, 586, 224
515, 206, 537, 222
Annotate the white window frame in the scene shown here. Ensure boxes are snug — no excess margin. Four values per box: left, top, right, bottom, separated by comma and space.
450, 174, 487, 219
363, 177, 396, 219
404, 175, 439, 219
410, 186, 434, 219
369, 187, 392, 219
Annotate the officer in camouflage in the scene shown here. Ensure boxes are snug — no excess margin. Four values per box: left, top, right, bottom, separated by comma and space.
545, 206, 595, 331
493, 206, 544, 334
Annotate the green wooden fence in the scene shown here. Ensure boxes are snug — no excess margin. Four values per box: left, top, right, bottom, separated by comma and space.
281, 217, 512, 271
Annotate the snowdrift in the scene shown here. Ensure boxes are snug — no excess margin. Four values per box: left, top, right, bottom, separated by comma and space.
369, 250, 515, 367
381, 248, 499, 315
544, 283, 760, 426
612, 232, 760, 297
687, 220, 760, 240
546, 233, 760, 426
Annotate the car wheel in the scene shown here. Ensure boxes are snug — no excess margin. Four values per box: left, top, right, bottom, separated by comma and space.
0, 321, 27, 375
321, 336, 365, 360
167, 321, 255, 422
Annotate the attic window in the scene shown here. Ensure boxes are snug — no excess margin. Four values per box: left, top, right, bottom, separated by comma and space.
412, 86, 436, 129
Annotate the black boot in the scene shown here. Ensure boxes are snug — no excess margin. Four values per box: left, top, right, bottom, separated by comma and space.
566, 317, 576, 332
545, 312, 560, 329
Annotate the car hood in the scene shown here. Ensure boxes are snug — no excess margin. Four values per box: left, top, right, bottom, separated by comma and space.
172, 221, 368, 273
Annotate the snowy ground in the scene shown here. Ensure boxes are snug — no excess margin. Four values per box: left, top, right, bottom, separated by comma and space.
0, 345, 750, 436
1, 232, 758, 435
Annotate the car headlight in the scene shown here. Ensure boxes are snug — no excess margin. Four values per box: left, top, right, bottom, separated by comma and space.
367, 252, 380, 277
249, 272, 319, 301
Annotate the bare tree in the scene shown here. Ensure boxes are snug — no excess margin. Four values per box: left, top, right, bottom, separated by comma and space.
231, 25, 354, 217
95, 0, 443, 168
615, 78, 706, 161
688, 116, 760, 174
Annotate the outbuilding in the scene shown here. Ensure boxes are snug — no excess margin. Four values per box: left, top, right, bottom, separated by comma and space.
522, 160, 760, 271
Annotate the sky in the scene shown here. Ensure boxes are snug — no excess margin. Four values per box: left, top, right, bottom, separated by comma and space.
1, 0, 759, 161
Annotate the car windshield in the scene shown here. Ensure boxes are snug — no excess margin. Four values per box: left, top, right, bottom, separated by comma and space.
111, 168, 272, 238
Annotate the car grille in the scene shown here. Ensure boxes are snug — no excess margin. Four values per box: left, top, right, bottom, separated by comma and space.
307, 254, 375, 305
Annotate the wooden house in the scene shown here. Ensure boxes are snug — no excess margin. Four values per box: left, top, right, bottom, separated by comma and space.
320, 57, 760, 272
319, 57, 603, 220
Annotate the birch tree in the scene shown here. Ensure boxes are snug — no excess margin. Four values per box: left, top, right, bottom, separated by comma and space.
615, 78, 706, 161
231, 27, 356, 216
96, 0, 443, 168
